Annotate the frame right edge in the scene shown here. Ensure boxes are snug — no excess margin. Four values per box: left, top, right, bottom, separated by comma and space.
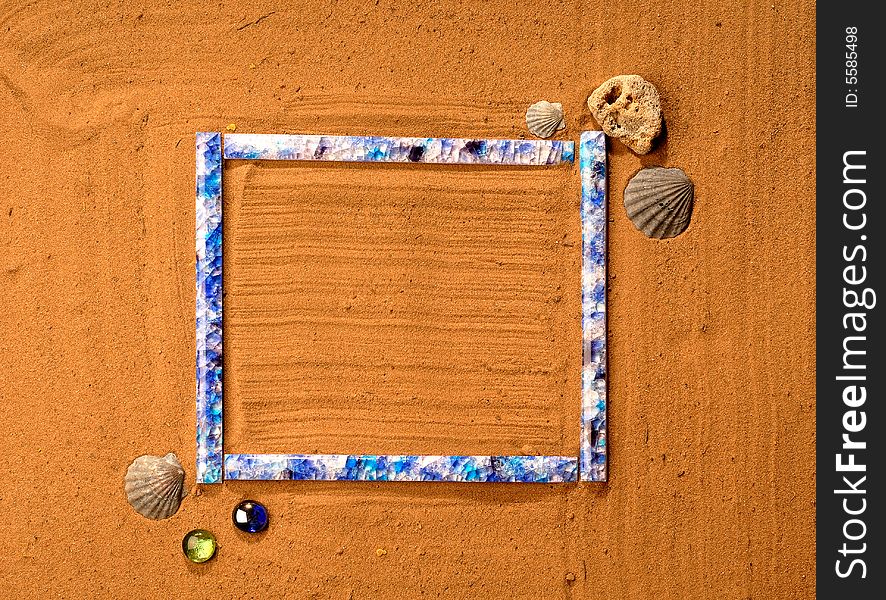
580, 131, 608, 482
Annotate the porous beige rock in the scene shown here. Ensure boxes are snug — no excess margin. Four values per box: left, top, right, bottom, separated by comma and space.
587, 75, 663, 154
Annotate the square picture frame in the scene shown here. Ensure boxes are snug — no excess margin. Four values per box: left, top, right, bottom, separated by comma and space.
195, 131, 606, 484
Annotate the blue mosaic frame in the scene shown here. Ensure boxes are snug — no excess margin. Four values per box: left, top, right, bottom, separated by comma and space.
195, 132, 223, 484
224, 454, 578, 483
579, 131, 608, 482
196, 132, 606, 484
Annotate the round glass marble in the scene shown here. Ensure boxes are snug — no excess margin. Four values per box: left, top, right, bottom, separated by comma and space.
232, 500, 269, 533
182, 529, 217, 563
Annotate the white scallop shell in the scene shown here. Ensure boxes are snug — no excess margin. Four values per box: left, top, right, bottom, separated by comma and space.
624, 167, 694, 239
525, 101, 566, 138
124, 453, 187, 520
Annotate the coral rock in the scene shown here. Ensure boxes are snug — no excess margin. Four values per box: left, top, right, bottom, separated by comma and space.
587, 75, 663, 154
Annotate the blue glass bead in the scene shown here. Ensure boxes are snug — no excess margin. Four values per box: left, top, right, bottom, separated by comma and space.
232, 500, 268, 533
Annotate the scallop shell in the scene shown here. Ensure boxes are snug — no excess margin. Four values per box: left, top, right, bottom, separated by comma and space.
124, 453, 187, 520
623, 167, 694, 239
525, 101, 566, 138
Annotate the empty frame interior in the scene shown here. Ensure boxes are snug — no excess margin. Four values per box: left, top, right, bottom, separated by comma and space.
223, 161, 580, 458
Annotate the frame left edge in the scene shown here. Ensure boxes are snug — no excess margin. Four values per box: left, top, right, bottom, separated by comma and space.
196, 132, 223, 484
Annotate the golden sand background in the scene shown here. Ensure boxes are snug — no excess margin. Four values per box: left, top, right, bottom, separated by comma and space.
0, 1, 814, 597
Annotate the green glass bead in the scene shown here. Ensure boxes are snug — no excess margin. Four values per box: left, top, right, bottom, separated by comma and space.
182, 529, 217, 563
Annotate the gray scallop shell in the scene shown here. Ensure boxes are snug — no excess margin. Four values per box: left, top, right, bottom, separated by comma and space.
624, 167, 694, 239
525, 101, 566, 139
124, 453, 187, 520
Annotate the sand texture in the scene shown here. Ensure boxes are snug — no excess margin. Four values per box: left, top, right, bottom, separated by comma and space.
0, 1, 815, 598
224, 163, 578, 457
